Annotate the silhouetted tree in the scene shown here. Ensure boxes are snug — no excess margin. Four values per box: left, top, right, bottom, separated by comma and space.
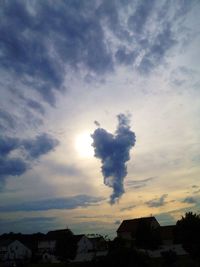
175, 212, 200, 258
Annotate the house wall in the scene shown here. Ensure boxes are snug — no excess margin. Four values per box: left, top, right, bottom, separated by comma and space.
117, 232, 132, 240
38, 240, 56, 253
2, 240, 32, 261
0, 245, 7, 260
77, 236, 93, 253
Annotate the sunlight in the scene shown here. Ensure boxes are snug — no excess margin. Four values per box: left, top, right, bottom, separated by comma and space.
75, 131, 94, 158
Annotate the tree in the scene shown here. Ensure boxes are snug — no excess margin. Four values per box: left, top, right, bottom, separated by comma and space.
175, 212, 200, 258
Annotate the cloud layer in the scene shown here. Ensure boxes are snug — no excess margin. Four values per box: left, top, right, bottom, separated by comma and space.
0, 195, 103, 212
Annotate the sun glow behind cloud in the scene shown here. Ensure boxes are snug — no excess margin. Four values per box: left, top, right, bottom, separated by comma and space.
75, 132, 94, 158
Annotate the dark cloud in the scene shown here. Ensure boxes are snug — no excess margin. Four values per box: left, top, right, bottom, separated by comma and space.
22, 133, 59, 159
145, 194, 168, 208
0, 133, 59, 184
128, 0, 155, 35
0, 109, 16, 131
0, 0, 113, 106
182, 197, 196, 204
0, 0, 191, 106
91, 114, 136, 204
0, 217, 56, 234
114, 220, 121, 225
26, 99, 45, 115
126, 177, 155, 189
0, 157, 27, 186
115, 47, 137, 65
138, 24, 176, 74
0, 195, 104, 212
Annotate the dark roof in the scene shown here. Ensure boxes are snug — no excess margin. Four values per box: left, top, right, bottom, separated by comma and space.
47, 228, 73, 239
161, 225, 175, 241
117, 217, 159, 233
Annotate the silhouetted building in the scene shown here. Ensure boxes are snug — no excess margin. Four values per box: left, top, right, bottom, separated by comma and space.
117, 216, 160, 241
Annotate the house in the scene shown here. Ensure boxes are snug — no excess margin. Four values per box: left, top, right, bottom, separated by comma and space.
0, 239, 32, 262
117, 216, 160, 241
161, 225, 175, 245
37, 238, 59, 264
38, 238, 56, 254
37, 228, 75, 262
73, 235, 108, 262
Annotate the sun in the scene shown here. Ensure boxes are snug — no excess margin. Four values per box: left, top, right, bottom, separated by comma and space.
75, 131, 94, 158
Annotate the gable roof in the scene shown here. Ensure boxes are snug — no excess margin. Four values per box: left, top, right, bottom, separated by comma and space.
47, 228, 73, 239
117, 217, 159, 234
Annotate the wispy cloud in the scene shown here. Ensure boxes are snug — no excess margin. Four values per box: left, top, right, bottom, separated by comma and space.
145, 194, 168, 208
120, 204, 136, 212
182, 197, 197, 204
0, 195, 104, 212
126, 177, 155, 189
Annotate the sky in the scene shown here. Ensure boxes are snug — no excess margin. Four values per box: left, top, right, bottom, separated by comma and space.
0, 0, 200, 238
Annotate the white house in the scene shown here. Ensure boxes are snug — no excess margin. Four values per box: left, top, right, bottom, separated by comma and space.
37, 238, 57, 263
73, 235, 108, 262
0, 240, 32, 262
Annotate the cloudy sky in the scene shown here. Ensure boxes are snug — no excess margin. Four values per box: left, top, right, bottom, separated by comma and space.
0, 0, 200, 237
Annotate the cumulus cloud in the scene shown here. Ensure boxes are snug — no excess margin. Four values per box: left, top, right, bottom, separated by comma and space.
0, 195, 104, 212
91, 114, 136, 204
145, 194, 168, 208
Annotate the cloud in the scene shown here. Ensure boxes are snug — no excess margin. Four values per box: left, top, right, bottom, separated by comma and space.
0, 195, 104, 212
0, 217, 57, 234
25, 99, 45, 115
115, 47, 137, 65
0, 109, 16, 131
145, 194, 168, 208
22, 133, 59, 159
0, 133, 59, 185
138, 24, 176, 74
120, 204, 136, 212
126, 177, 155, 189
182, 197, 197, 204
0, 1, 113, 106
114, 220, 121, 225
127, 0, 155, 35
91, 114, 136, 204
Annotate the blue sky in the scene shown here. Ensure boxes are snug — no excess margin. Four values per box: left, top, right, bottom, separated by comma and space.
0, 0, 200, 237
